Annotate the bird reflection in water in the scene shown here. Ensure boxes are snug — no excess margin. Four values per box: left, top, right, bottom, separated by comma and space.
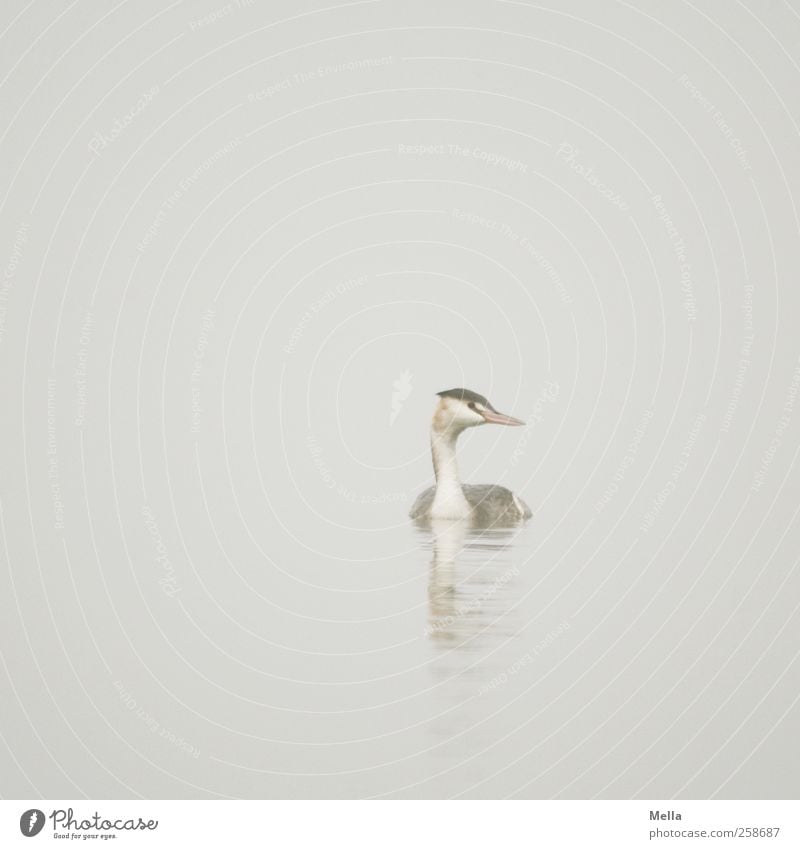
416, 517, 523, 646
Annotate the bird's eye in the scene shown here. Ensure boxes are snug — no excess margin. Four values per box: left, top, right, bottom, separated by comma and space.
468, 402, 476, 410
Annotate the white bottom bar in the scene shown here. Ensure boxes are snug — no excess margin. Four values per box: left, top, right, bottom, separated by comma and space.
3, 800, 797, 848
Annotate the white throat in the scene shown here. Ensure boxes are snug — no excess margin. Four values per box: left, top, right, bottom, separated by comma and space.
430, 426, 471, 519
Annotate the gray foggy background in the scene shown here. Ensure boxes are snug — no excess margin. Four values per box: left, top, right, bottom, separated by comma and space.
1, 0, 799, 799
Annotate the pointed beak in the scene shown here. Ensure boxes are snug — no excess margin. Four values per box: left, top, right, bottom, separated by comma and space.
481, 408, 526, 426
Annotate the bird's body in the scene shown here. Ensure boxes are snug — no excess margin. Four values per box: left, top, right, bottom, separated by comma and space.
410, 483, 531, 526
410, 388, 532, 528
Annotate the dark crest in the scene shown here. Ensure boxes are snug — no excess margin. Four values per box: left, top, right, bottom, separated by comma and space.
436, 388, 496, 411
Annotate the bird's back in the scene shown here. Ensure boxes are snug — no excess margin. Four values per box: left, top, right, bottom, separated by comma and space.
408, 486, 436, 520
463, 484, 531, 525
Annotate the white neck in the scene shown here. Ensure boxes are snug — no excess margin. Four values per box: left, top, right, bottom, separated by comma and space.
430, 426, 471, 519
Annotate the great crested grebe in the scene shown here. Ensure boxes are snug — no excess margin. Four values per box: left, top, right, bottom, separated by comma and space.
409, 388, 532, 526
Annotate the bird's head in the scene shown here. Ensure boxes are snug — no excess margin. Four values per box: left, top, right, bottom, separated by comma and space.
432, 388, 525, 435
